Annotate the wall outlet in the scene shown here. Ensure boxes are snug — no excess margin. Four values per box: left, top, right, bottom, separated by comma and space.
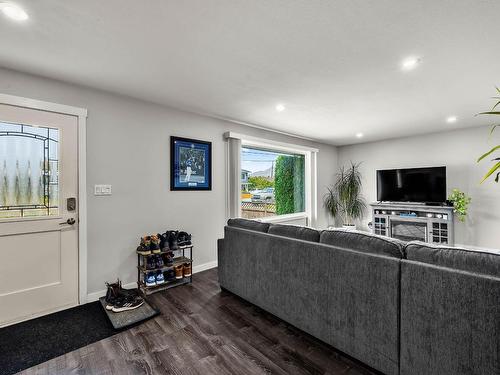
94, 184, 112, 196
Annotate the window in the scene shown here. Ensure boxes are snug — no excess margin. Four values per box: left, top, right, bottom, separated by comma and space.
0, 122, 59, 219
226, 132, 317, 225
241, 147, 305, 219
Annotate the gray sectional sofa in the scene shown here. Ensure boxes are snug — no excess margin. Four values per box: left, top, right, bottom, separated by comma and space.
217, 218, 500, 375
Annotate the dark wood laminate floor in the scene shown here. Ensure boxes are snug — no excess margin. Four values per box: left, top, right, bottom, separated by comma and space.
18, 268, 380, 375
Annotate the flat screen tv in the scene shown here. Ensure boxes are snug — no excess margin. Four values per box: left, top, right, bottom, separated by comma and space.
377, 166, 447, 204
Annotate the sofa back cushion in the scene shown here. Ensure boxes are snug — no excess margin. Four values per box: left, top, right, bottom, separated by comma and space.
227, 218, 270, 233
268, 223, 320, 242
220, 225, 401, 375
405, 241, 500, 277
320, 229, 404, 258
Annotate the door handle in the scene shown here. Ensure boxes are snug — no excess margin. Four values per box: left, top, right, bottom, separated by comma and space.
60, 218, 76, 225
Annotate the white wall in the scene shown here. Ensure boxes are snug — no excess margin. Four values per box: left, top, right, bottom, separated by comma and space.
338, 127, 500, 250
0, 68, 338, 296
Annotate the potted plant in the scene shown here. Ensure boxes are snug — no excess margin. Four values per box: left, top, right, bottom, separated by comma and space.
477, 87, 500, 183
324, 162, 366, 230
447, 189, 471, 223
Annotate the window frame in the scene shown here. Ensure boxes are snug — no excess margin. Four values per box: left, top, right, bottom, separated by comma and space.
225, 132, 318, 226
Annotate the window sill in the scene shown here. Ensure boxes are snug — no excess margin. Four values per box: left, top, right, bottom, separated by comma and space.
256, 212, 308, 224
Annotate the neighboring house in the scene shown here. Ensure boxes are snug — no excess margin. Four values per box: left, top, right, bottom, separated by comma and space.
250, 166, 274, 179
241, 169, 251, 192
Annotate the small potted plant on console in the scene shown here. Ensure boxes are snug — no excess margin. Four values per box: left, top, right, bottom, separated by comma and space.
324, 162, 366, 230
448, 189, 472, 223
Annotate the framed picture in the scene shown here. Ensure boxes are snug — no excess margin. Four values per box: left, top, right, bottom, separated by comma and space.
170, 136, 212, 190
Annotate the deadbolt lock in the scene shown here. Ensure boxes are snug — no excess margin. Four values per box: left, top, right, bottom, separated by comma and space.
67, 197, 76, 212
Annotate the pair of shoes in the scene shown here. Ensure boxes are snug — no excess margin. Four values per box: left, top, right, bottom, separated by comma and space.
111, 294, 145, 313
145, 271, 165, 286
161, 251, 174, 267
158, 232, 170, 252
105, 279, 144, 313
178, 232, 192, 248
174, 263, 191, 279
166, 230, 179, 250
136, 235, 161, 255
146, 254, 164, 270
164, 269, 176, 281
160, 230, 193, 250
158, 230, 178, 250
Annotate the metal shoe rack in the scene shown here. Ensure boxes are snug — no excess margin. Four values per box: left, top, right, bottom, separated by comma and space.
137, 246, 193, 296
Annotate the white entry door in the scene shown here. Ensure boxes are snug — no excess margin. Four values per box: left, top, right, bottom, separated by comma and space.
0, 103, 79, 327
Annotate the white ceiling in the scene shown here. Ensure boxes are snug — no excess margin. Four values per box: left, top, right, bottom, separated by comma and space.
0, 0, 499, 145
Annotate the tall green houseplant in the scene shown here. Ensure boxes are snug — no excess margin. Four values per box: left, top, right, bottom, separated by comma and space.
324, 162, 366, 227
477, 87, 500, 183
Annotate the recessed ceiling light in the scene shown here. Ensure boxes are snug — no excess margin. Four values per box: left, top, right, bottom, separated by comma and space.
401, 56, 421, 71
275, 104, 285, 112
446, 116, 457, 123
0, 3, 28, 21
356, 132, 364, 138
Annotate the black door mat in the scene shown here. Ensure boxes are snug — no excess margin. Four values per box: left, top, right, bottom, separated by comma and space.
98, 297, 160, 329
0, 302, 116, 375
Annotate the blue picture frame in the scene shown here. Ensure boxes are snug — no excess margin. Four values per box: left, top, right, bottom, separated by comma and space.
170, 136, 212, 190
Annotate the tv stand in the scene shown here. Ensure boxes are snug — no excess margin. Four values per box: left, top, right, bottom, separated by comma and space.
370, 202, 454, 245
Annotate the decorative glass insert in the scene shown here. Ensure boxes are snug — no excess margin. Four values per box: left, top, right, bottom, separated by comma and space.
391, 221, 427, 242
0, 122, 59, 219
374, 217, 387, 236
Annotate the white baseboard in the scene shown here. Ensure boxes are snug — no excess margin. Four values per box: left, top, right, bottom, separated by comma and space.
193, 260, 218, 274
85, 260, 218, 303
86, 281, 137, 303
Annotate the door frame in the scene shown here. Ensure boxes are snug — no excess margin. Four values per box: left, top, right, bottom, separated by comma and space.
0, 93, 88, 304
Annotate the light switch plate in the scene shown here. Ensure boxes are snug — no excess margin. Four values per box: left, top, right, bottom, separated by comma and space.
94, 184, 112, 196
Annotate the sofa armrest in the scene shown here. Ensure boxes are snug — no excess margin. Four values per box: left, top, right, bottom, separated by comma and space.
400, 260, 500, 375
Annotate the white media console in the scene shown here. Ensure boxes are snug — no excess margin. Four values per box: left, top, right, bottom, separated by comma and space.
370, 202, 455, 246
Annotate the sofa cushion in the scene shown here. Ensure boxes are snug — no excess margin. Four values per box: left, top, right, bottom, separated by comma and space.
227, 218, 270, 233
320, 229, 404, 258
268, 223, 320, 242
405, 241, 500, 277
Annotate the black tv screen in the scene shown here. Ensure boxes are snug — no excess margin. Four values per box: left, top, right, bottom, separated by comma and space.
377, 166, 447, 203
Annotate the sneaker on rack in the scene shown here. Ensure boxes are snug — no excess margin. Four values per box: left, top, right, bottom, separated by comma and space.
145, 272, 156, 287
155, 254, 164, 268
136, 236, 152, 255
111, 294, 144, 313
156, 271, 165, 284
183, 263, 192, 277
164, 269, 176, 281
150, 234, 161, 254
146, 255, 156, 270
174, 264, 184, 279
158, 232, 170, 252
163, 251, 174, 267
177, 232, 192, 248
167, 230, 179, 250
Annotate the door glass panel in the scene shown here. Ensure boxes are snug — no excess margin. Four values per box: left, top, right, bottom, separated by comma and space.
0, 122, 59, 219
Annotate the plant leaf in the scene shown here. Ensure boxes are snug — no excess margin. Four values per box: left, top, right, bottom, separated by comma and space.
477, 145, 500, 162
496, 172, 500, 183
477, 111, 500, 116
480, 161, 500, 183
